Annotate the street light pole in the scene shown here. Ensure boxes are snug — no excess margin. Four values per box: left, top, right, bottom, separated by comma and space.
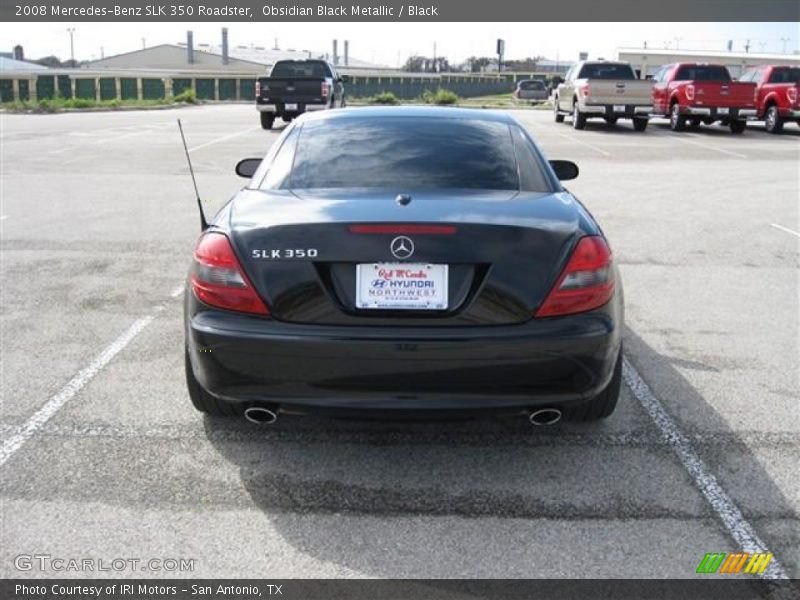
66, 28, 75, 66
780, 37, 789, 54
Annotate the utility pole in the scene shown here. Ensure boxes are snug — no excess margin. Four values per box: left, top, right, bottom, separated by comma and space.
674, 37, 682, 50
66, 28, 75, 66
141, 37, 146, 49
780, 37, 789, 54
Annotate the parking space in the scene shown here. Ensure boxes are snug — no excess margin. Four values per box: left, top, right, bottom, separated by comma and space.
0, 105, 797, 579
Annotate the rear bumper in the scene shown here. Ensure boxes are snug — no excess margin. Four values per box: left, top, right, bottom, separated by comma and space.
185, 295, 623, 413
582, 104, 652, 116
683, 106, 756, 118
256, 102, 328, 113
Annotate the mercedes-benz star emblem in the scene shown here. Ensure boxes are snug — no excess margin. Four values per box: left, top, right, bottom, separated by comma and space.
390, 236, 414, 259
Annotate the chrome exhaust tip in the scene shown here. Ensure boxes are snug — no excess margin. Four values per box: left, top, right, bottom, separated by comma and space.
244, 406, 278, 425
529, 408, 562, 426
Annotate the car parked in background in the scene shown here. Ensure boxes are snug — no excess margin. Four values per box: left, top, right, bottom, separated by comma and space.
650, 63, 757, 133
513, 79, 548, 104
554, 60, 652, 131
738, 65, 800, 133
255, 59, 347, 130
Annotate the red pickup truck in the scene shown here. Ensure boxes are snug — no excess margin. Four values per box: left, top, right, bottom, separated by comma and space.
651, 63, 757, 133
738, 65, 799, 134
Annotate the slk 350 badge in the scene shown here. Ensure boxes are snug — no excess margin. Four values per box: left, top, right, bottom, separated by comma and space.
252, 248, 319, 259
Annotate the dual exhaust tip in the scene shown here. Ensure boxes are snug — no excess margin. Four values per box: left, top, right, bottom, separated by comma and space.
528, 408, 562, 426
243, 405, 562, 426
243, 405, 278, 425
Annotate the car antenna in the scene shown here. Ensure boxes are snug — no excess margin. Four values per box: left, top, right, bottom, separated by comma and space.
177, 119, 208, 231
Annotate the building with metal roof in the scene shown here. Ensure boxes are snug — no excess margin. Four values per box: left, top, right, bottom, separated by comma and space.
616, 47, 800, 78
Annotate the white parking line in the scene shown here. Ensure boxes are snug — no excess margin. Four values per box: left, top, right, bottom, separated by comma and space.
622, 356, 788, 580
0, 287, 185, 468
770, 223, 800, 238
0, 316, 154, 468
650, 129, 748, 159
550, 130, 612, 157
188, 127, 258, 153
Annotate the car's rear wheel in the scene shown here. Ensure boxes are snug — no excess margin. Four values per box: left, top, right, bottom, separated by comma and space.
669, 103, 686, 131
632, 117, 648, 132
572, 102, 586, 130
260, 113, 274, 130
729, 119, 747, 134
554, 98, 564, 122
562, 348, 622, 422
185, 348, 239, 416
765, 105, 783, 134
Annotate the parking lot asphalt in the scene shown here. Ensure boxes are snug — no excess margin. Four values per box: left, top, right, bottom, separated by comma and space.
0, 105, 798, 579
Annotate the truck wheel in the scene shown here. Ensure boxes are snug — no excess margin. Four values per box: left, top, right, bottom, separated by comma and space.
185, 348, 239, 416
554, 98, 564, 122
669, 103, 686, 131
729, 120, 747, 134
260, 113, 274, 130
632, 118, 648, 132
563, 348, 622, 422
572, 103, 586, 130
765, 106, 784, 134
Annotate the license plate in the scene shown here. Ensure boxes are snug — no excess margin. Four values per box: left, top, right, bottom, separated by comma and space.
356, 263, 448, 310
284, 103, 298, 110
613, 104, 626, 112
717, 107, 729, 115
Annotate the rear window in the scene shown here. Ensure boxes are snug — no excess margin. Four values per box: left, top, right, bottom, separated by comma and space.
674, 65, 731, 82
283, 117, 527, 191
577, 64, 636, 80
270, 61, 329, 78
519, 80, 545, 90
768, 67, 800, 84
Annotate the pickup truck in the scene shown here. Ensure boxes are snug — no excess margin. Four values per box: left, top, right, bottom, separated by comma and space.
513, 79, 548, 104
554, 60, 652, 131
650, 63, 757, 133
255, 59, 347, 130
738, 65, 799, 133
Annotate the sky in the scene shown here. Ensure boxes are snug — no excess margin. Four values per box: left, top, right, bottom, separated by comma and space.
1, 22, 797, 66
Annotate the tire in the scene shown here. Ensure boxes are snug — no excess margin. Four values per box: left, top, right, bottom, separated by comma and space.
185, 348, 239, 416
632, 117, 648, 132
340, 95, 347, 108
562, 348, 622, 422
669, 103, 686, 131
604, 116, 618, 125
572, 102, 586, 130
554, 98, 564, 122
764, 105, 784, 134
729, 119, 747, 134
259, 112, 274, 130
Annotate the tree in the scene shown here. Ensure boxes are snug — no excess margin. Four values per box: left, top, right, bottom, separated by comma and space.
403, 55, 451, 73
34, 55, 64, 68
466, 56, 493, 73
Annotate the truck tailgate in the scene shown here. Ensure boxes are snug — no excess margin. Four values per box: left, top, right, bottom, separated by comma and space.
259, 78, 326, 104
691, 82, 756, 107
584, 80, 652, 105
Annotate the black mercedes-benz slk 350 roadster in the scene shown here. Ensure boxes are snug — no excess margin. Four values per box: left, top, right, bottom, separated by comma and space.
184, 106, 623, 425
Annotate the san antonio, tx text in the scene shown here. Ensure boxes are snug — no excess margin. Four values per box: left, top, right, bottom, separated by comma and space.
16, 584, 281, 596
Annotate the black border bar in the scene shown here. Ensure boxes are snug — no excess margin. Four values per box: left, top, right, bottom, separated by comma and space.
1, 0, 798, 22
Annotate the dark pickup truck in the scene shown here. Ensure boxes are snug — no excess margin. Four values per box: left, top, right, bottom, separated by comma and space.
255, 59, 347, 129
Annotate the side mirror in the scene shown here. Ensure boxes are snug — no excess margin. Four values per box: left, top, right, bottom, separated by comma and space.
549, 160, 579, 181
235, 158, 262, 178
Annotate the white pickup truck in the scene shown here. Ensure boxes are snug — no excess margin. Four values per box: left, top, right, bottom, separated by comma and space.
554, 60, 652, 131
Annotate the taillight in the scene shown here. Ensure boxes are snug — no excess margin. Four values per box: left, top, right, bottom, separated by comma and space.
321, 82, 330, 97
255, 81, 261, 97
191, 233, 269, 315
580, 83, 590, 97
535, 236, 615, 318
685, 84, 695, 101
788, 87, 798, 105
